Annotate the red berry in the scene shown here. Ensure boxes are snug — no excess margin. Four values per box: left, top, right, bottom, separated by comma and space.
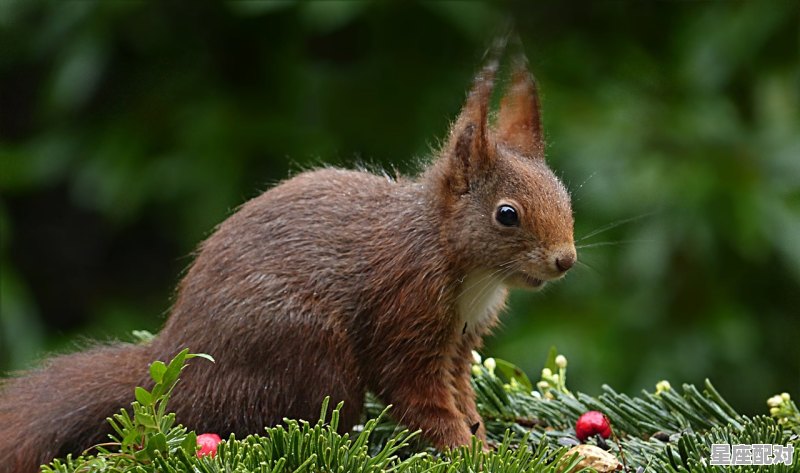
575, 411, 611, 442
196, 433, 222, 458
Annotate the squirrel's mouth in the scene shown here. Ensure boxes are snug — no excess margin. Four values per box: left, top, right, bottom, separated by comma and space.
508, 272, 545, 290
522, 274, 544, 288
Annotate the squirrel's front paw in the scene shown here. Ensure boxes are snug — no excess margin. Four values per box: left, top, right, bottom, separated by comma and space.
429, 422, 474, 451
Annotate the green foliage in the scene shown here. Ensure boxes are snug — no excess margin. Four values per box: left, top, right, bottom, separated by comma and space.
659, 416, 795, 473
43, 349, 214, 472
130, 330, 155, 344
767, 392, 800, 436
42, 350, 799, 472
473, 354, 800, 472
369, 352, 800, 472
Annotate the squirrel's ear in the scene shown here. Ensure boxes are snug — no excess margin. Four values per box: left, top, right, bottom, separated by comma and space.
441, 59, 497, 193
495, 56, 544, 158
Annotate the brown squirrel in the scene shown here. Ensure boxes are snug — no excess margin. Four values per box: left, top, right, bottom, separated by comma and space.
0, 52, 576, 472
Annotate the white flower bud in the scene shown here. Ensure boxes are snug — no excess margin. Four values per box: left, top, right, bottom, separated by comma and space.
537, 380, 549, 391
542, 368, 553, 378
471, 350, 482, 365
770, 407, 781, 416
768, 395, 784, 408
551, 374, 560, 384
483, 357, 496, 372
655, 380, 671, 394
781, 392, 791, 402
471, 365, 482, 377
555, 355, 567, 369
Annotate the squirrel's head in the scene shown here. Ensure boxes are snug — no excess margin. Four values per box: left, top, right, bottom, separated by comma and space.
429, 55, 576, 290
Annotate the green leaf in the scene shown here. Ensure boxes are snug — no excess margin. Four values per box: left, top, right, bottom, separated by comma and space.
543, 345, 559, 374
131, 329, 155, 343
162, 349, 190, 388
134, 387, 152, 406
122, 429, 141, 447
318, 396, 331, 424
146, 432, 168, 458
149, 361, 167, 384
181, 431, 198, 455
137, 412, 158, 429
493, 358, 533, 391
186, 352, 215, 363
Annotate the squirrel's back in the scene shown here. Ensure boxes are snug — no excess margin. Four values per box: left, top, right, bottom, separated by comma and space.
163, 166, 444, 335
152, 166, 453, 437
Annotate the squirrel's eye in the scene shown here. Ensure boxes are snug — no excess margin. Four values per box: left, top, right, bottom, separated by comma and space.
495, 205, 519, 227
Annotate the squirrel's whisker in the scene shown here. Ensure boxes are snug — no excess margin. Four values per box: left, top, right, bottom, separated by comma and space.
575, 239, 652, 250
569, 171, 598, 202
575, 211, 657, 243
574, 259, 601, 275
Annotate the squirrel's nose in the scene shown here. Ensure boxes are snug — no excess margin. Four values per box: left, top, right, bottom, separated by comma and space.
554, 253, 576, 273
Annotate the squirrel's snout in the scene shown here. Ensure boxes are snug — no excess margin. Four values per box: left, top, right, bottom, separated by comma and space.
555, 254, 575, 272
553, 248, 577, 274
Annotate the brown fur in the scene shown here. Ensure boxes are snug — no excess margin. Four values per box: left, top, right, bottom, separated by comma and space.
0, 55, 576, 472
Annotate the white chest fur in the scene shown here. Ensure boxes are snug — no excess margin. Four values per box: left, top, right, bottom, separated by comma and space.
456, 270, 509, 330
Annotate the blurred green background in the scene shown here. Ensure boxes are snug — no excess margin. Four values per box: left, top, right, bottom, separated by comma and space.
1, 1, 798, 415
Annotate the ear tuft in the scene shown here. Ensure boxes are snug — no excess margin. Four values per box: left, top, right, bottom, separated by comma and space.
441, 45, 502, 193
457, 51, 499, 148
495, 55, 544, 158
454, 123, 477, 173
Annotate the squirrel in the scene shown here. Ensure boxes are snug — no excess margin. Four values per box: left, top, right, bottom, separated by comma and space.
0, 51, 576, 472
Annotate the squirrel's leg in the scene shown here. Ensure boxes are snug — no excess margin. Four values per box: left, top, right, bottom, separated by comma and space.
380, 357, 473, 449
450, 333, 487, 444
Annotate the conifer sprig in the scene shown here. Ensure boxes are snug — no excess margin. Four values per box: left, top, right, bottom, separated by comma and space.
42, 347, 798, 473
